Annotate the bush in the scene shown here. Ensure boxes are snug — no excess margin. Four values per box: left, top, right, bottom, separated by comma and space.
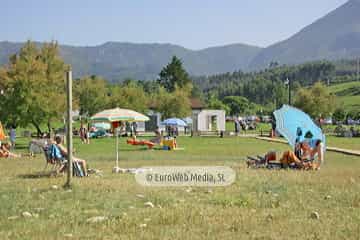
333, 108, 346, 123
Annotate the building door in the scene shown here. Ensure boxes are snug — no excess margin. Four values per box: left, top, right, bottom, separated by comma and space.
211, 115, 218, 131
145, 115, 157, 131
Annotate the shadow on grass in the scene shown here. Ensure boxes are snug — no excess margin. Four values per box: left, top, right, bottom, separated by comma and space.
11, 144, 29, 150
17, 171, 62, 179
120, 148, 152, 152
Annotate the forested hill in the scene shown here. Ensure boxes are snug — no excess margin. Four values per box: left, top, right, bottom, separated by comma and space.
193, 60, 360, 110
250, 0, 360, 69
0, 41, 262, 81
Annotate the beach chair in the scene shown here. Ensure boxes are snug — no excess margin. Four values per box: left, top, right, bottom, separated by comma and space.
43, 144, 86, 177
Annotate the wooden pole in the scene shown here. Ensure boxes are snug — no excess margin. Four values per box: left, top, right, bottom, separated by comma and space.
356, 58, 360, 81
65, 70, 73, 188
116, 128, 119, 168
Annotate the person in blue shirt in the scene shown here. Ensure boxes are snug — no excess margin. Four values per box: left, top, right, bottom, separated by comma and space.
54, 136, 88, 176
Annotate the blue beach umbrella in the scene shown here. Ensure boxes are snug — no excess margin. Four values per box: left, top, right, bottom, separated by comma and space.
273, 105, 326, 149
182, 117, 193, 125
161, 118, 187, 127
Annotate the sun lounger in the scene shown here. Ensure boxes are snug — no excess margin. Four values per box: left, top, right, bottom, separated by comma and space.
127, 138, 155, 149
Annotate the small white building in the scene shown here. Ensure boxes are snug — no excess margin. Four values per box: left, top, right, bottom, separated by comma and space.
192, 109, 226, 133
143, 98, 205, 133
137, 99, 225, 134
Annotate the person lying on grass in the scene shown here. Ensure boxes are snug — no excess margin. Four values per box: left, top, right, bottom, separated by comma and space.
54, 136, 88, 176
0, 142, 21, 158
247, 140, 323, 170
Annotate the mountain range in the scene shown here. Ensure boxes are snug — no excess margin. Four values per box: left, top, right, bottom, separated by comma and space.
249, 0, 360, 69
0, 41, 262, 81
1, 0, 360, 81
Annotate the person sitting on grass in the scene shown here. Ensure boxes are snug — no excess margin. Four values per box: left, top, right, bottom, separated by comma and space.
305, 139, 324, 169
150, 126, 162, 144
0, 142, 21, 158
54, 136, 88, 176
279, 140, 323, 170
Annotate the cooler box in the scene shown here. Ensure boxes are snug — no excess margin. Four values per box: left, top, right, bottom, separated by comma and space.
162, 138, 176, 150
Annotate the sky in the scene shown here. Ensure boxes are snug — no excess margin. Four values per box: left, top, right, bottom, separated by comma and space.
1, 0, 349, 50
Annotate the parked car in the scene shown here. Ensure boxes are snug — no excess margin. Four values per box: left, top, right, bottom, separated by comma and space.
89, 128, 107, 138
323, 117, 333, 125
347, 118, 360, 125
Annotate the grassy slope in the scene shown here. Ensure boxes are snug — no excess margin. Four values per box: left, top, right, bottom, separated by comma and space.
328, 81, 360, 112
0, 136, 359, 239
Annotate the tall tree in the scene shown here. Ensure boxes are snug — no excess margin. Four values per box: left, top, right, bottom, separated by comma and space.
108, 81, 148, 113
0, 41, 67, 135
75, 75, 109, 117
294, 82, 336, 118
39, 42, 68, 132
223, 96, 249, 116
158, 56, 192, 92
153, 85, 192, 119
206, 93, 230, 115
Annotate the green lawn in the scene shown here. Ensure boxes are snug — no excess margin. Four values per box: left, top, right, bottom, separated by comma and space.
0, 136, 359, 239
326, 135, 360, 150
328, 81, 360, 111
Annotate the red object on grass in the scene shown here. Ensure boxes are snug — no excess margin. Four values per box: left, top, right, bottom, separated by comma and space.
127, 138, 155, 149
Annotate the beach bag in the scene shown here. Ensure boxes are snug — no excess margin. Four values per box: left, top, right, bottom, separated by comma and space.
73, 161, 85, 177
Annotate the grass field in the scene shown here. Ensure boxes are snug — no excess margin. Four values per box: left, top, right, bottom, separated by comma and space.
328, 81, 360, 111
0, 136, 359, 239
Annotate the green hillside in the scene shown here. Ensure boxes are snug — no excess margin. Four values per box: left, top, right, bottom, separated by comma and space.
328, 81, 360, 111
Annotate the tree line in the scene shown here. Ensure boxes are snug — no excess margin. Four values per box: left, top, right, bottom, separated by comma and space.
0, 40, 358, 135
193, 60, 360, 118
0, 42, 193, 135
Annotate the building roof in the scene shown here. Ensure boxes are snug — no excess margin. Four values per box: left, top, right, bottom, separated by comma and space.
190, 98, 205, 110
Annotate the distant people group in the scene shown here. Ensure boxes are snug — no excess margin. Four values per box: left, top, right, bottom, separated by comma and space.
166, 125, 178, 137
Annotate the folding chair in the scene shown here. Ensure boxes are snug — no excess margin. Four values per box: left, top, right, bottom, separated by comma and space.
43, 144, 66, 172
